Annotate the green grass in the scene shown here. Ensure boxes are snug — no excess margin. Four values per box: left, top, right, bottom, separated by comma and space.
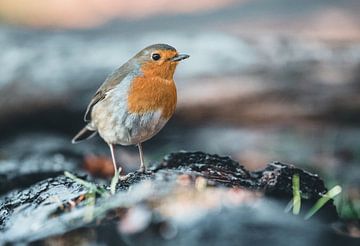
335, 190, 360, 220
110, 167, 121, 195
83, 191, 96, 222
64, 172, 115, 222
304, 185, 342, 220
64, 171, 109, 197
292, 174, 301, 215
287, 174, 342, 219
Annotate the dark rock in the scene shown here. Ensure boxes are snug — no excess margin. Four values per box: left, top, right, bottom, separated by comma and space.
0, 151, 350, 245
159, 152, 337, 220
157, 151, 253, 187
255, 161, 339, 221
0, 176, 86, 234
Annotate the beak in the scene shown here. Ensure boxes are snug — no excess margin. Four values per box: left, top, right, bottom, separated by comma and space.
170, 54, 190, 62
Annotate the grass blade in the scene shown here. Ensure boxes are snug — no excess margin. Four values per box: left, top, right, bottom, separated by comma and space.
305, 185, 342, 220
292, 174, 301, 215
110, 167, 121, 195
64, 171, 96, 190
64, 171, 108, 197
284, 199, 294, 213
83, 192, 96, 222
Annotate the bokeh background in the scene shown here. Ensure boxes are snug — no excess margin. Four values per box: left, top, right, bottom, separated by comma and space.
0, 0, 359, 218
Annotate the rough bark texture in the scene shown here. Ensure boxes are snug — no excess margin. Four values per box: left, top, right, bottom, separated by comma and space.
0, 151, 353, 245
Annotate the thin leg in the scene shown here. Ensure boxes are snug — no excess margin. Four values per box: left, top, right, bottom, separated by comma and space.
108, 144, 117, 175
109, 143, 129, 181
137, 143, 146, 172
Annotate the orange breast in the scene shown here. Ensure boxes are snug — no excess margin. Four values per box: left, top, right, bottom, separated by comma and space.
127, 76, 177, 119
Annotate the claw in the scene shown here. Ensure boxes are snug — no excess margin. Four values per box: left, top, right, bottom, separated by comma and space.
138, 166, 146, 173
119, 173, 132, 181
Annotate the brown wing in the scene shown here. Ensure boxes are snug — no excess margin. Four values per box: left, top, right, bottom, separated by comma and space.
84, 91, 106, 122
84, 62, 134, 122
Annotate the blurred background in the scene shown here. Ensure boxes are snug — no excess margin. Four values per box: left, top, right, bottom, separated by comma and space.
0, 0, 359, 218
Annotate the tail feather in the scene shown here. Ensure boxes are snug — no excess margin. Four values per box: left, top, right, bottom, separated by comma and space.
72, 126, 97, 144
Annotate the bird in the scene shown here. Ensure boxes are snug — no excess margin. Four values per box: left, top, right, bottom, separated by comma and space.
72, 44, 189, 177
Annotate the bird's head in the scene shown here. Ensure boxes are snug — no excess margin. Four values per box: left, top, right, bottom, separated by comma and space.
133, 44, 189, 80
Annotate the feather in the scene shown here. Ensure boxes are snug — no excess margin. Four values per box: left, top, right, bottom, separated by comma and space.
72, 126, 97, 143
84, 62, 137, 122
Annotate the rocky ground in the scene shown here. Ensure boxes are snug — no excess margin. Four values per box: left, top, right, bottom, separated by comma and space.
2, 146, 358, 245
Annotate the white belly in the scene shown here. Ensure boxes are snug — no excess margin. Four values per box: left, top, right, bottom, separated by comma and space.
114, 110, 168, 145
93, 107, 168, 145
91, 87, 168, 145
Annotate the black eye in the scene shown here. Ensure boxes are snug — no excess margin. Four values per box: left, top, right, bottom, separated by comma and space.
151, 53, 161, 61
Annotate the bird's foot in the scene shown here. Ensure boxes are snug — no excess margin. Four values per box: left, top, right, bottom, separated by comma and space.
138, 166, 146, 173
117, 167, 149, 182
118, 173, 132, 181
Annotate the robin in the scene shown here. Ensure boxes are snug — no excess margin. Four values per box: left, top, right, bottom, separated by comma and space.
72, 44, 189, 177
